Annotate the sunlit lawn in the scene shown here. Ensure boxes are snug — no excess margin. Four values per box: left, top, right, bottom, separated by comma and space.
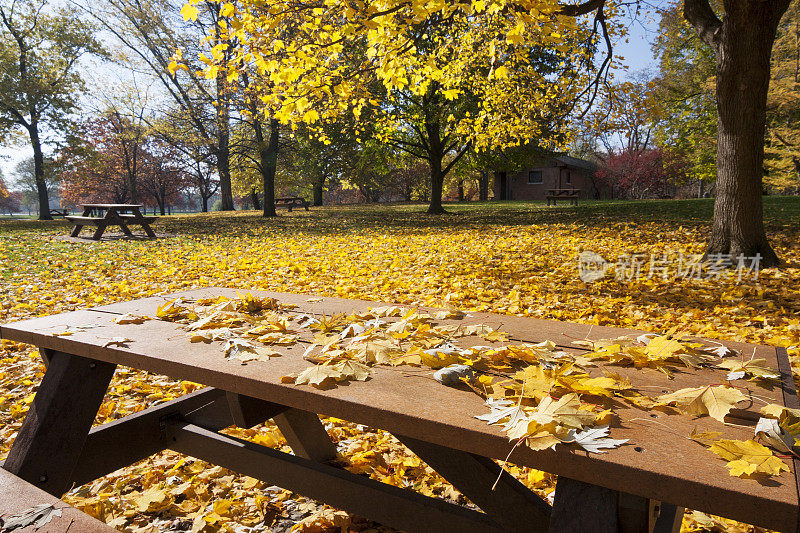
0, 197, 798, 532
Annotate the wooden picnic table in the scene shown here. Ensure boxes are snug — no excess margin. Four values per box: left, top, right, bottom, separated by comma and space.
0, 288, 797, 532
66, 204, 157, 240
546, 189, 580, 206
275, 196, 310, 212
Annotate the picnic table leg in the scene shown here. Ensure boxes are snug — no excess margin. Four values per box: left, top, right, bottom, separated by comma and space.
273, 409, 337, 462
131, 208, 157, 238
2, 351, 116, 496
91, 220, 108, 240
70, 224, 84, 238
548, 476, 683, 533
398, 435, 551, 533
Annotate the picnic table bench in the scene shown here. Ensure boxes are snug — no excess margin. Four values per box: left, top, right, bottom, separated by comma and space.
546, 189, 580, 206
47, 209, 70, 218
66, 204, 157, 240
0, 469, 116, 532
0, 288, 797, 532
275, 196, 310, 212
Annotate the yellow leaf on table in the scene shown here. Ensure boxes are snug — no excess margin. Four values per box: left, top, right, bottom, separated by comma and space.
114, 313, 150, 325
529, 393, 596, 429
656, 385, 746, 423
709, 439, 789, 478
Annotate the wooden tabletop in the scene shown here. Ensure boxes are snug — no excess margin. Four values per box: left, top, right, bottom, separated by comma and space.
0, 288, 797, 531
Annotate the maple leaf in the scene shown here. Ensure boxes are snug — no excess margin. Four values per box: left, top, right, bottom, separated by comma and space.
656, 385, 747, 423
689, 427, 723, 447
709, 439, 789, 478
433, 309, 465, 320
754, 417, 796, 453
529, 393, 596, 429
104, 337, 132, 348
256, 332, 297, 345
564, 425, 628, 453
348, 338, 402, 364
114, 313, 150, 325
156, 298, 198, 322
0, 504, 62, 530
292, 365, 341, 388
332, 359, 371, 381
718, 358, 780, 381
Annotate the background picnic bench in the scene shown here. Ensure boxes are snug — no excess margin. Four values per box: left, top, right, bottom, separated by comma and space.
66, 204, 158, 240
546, 189, 580, 206
275, 197, 310, 212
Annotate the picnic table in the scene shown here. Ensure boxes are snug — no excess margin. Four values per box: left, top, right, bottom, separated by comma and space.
275, 196, 310, 212
0, 288, 797, 533
546, 189, 580, 206
66, 204, 157, 240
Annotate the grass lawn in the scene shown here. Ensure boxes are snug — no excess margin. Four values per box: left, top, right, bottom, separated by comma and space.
0, 197, 798, 532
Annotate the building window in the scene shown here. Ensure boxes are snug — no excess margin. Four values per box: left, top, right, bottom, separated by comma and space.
565, 171, 571, 185
528, 170, 543, 184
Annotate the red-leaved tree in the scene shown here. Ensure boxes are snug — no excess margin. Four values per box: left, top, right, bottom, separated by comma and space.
595, 148, 689, 200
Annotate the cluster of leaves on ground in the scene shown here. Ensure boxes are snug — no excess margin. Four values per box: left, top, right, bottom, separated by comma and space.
0, 199, 799, 532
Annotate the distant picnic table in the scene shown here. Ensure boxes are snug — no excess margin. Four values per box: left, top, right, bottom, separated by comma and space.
546, 188, 580, 206
66, 204, 157, 240
275, 196, 310, 212
1, 288, 798, 532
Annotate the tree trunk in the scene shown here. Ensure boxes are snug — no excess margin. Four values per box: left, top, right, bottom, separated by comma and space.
457, 180, 464, 202
707, 4, 783, 266
425, 117, 446, 214
428, 157, 445, 214
201, 194, 209, 212
29, 126, 51, 220
313, 178, 324, 206
254, 117, 279, 217
479, 171, 489, 201
250, 189, 261, 210
216, 74, 235, 211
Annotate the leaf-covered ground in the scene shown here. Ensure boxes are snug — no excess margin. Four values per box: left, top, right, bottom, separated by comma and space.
1, 198, 799, 532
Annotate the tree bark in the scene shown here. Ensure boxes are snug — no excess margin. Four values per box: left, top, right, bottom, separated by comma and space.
201, 194, 209, 212
216, 73, 235, 211
250, 189, 261, 210
425, 116, 446, 214
479, 171, 489, 201
29, 125, 52, 220
703, 0, 788, 266
254, 117, 279, 217
313, 178, 324, 206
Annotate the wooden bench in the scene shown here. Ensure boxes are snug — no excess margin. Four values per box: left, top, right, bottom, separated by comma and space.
48, 209, 70, 218
0, 469, 115, 532
0, 288, 797, 532
275, 196, 310, 212
545, 189, 580, 206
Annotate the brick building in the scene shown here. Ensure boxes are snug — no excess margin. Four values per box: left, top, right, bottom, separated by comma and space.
492, 155, 602, 201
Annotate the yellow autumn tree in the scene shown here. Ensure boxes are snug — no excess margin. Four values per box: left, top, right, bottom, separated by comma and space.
175, 0, 619, 212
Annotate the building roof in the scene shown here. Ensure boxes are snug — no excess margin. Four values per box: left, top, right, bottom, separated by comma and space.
553, 155, 598, 171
